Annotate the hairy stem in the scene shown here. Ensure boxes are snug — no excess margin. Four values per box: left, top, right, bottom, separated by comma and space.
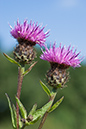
38, 88, 57, 129
16, 67, 24, 129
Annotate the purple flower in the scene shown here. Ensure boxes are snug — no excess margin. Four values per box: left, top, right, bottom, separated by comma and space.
10, 19, 49, 46
40, 43, 83, 68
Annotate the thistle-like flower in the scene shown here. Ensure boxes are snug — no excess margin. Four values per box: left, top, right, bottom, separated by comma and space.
10, 19, 49, 64
40, 43, 83, 88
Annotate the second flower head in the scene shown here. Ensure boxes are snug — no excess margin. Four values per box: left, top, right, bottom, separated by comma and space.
40, 43, 82, 88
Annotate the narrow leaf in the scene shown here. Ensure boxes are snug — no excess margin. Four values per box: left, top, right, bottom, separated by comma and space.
3, 53, 21, 67
48, 96, 64, 113
32, 100, 53, 121
29, 104, 37, 116
40, 80, 51, 97
15, 97, 27, 119
23, 62, 37, 76
13, 104, 23, 128
5, 93, 16, 128
29, 116, 41, 125
19, 113, 23, 128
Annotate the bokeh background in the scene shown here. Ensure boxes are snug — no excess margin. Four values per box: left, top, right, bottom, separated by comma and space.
0, 0, 86, 129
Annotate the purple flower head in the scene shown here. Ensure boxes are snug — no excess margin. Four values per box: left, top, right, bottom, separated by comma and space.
40, 43, 83, 68
10, 19, 49, 46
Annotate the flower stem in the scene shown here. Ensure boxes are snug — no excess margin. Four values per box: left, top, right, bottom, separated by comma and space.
38, 88, 57, 129
16, 66, 24, 129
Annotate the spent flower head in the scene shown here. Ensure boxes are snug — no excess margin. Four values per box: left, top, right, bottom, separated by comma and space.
40, 43, 83, 88
10, 19, 49, 46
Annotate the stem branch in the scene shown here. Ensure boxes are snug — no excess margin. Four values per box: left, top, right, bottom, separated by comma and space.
38, 88, 57, 129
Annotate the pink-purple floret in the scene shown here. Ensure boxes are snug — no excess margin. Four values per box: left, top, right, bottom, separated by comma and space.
10, 20, 49, 46
40, 43, 83, 67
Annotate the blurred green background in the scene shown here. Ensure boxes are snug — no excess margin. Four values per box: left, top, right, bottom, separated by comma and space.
0, 47, 86, 129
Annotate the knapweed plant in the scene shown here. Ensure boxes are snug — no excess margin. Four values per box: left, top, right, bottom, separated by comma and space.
3, 19, 83, 129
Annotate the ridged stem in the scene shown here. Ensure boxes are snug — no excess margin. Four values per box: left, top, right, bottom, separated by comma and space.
16, 66, 24, 129
38, 88, 57, 129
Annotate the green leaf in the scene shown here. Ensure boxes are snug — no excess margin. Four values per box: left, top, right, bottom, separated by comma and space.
23, 62, 37, 76
32, 100, 53, 121
15, 97, 27, 119
48, 96, 64, 113
26, 101, 53, 126
5, 93, 16, 128
40, 80, 51, 97
3, 53, 21, 67
12, 104, 17, 128
13, 104, 23, 128
29, 116, 41, 125
29, 104, 37, 116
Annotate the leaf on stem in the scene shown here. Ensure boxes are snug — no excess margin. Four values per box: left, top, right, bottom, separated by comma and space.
23, 61, 37, 76
48, 96, 64, 113
29, 116, 41, 125
3, 53, 21, 67
12, 104, 23, 128
15, 97, 27, 119
29, 104, 37, 116
31, 100, 53, 121
25, 100, 53, 126
40, 80, 51, 97
5, 93, 16, 128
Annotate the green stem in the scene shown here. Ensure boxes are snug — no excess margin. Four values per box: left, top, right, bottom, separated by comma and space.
16, 66, 24, 129
38, 88, 57, 129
